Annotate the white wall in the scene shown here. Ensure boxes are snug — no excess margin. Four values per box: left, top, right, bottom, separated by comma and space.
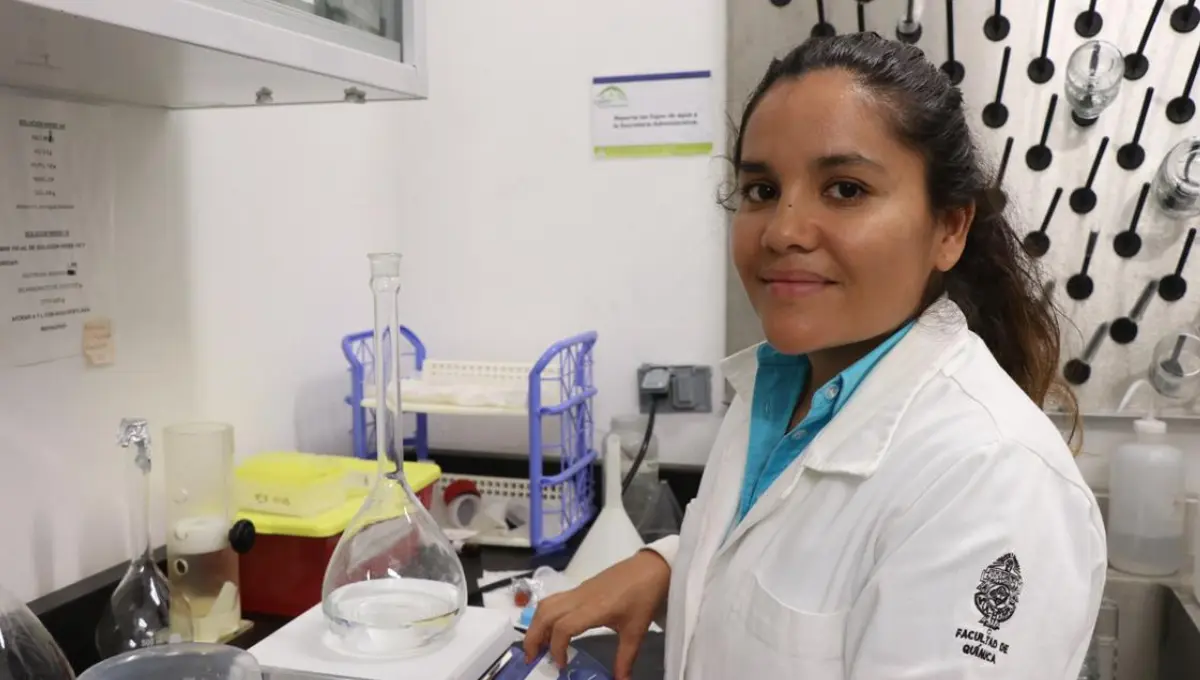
2, 0, 729, 602
0, 100, 195, 602
177, 103, 408, 455
367, 0, 730, 464
0, 100, 415, 602
178, 0, 731, 462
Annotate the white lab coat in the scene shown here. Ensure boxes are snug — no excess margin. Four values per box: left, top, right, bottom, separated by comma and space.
647, 300, 1107, 679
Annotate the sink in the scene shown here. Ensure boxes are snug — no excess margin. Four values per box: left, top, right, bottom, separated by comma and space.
1093, 490, 1200, 680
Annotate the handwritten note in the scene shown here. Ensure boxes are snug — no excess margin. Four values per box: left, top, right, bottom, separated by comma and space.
82, 317, 114, 366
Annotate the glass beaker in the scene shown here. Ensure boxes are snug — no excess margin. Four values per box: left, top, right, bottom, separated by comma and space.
1064, 41, 1123, 124
96, 419, 192, 658
320, 253, 467, 657
164, 423, 243, 644
77, 643, 262, 680
1153, 138, 1200, 220
1148, 329, 1200, 401
0, 583, 74, 680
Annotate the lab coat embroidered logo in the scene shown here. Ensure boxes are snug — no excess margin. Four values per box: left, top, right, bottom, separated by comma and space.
974, 552, 1023, 631
955, 553, 1021, 664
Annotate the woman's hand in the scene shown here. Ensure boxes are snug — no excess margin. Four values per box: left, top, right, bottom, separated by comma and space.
522, 550, 670, 680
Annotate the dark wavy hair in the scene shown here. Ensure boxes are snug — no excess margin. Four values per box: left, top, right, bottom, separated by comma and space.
728, 32, 1078, 442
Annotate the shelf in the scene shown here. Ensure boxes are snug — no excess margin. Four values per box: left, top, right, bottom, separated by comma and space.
359, 361, 571, 419
361, 397, 529, 418
0, 0, 426, 108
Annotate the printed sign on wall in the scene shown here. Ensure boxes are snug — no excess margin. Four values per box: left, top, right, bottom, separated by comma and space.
591, 71, 714, 159
0, 93, 111, 367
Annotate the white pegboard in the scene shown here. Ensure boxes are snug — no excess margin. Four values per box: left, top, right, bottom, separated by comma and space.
727, 0, 1200, 416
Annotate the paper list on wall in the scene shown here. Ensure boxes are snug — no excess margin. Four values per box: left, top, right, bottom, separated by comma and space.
0, 94, 111, 367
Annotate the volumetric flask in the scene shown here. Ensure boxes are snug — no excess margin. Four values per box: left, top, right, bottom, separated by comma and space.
1149, 329, 1200, 401
1064, 41, 1123, 124
78, 643, 261, 680
0, 584, 74, 680
96, 419, 192, 658
321, 253, 467, 657
1153, 138, 1200, 220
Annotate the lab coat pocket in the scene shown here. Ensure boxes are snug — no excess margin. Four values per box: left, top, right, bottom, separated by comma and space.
735, 576, 847, 678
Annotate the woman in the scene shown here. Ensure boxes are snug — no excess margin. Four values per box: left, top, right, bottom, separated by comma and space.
525, 33, 1106, 680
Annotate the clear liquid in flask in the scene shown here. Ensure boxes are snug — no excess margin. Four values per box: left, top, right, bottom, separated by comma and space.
324, 580, 462, 656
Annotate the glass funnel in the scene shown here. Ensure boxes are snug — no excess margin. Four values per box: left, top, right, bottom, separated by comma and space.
96, 419, 192, 658
1, 583, 74, 680
1153, 138, 1200, 220
1064, 40, 1123, 123
1148, 329, 1200, 401
321, 253, 467, 657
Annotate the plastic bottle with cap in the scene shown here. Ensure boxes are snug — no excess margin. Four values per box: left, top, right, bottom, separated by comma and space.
1108, 380, 1187, 576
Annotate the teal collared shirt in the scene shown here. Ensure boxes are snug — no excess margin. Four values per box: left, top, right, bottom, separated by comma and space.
735, 323, 914, 523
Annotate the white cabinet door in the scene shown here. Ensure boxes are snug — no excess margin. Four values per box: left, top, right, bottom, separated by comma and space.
0, 0, 427, 108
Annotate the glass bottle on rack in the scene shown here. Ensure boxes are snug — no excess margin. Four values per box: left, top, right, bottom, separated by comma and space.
1148, 329, 1200, 401
894, 0, 924, 43
321, 253, 467, 657
1064, 41, 1124, 124
1153, 138, 1200, 220
96, 418, 192, 658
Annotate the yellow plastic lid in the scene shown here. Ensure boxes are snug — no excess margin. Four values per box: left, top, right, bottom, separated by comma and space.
237, 459, 442, 538
236, 451, 343, 486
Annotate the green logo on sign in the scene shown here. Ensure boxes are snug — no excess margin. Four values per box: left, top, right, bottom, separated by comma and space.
594, 85, 629, 108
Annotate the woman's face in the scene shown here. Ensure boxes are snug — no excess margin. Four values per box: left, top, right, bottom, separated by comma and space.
732, 68, 970, 355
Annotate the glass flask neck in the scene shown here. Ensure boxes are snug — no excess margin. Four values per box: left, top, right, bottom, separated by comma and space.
134, 454, 153, 560
117, 419, 155, 560
369, 253, 405, 481
368, 252, 402, 289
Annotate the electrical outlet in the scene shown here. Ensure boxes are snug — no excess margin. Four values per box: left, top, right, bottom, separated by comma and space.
637, 364, 713, 414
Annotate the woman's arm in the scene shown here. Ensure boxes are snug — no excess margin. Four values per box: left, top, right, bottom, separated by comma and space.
846, 440, 1107, 679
